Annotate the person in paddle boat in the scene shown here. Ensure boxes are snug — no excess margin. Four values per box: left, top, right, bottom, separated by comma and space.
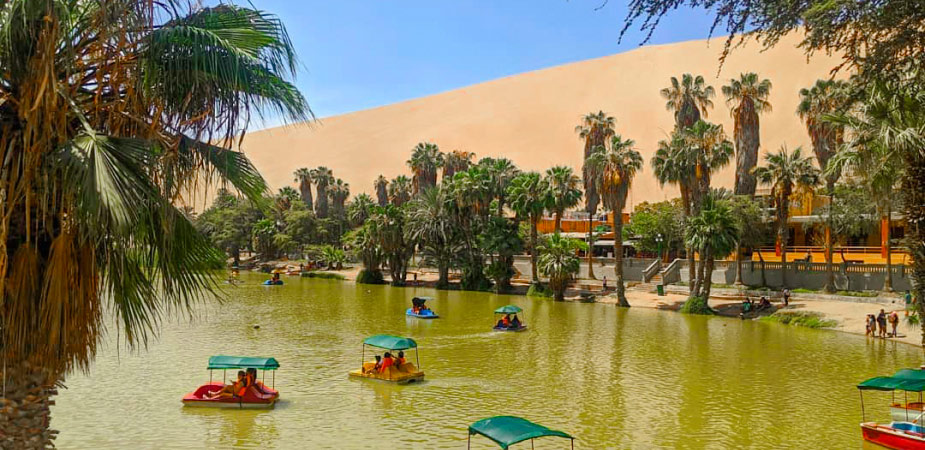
245, 368, 273, 395
396, 351, 406, 366
271, 273, 281, 283
510, 314, 522, 329
365, 355, 382, 374
203, 370, 247, 399
379, 352, 395, 374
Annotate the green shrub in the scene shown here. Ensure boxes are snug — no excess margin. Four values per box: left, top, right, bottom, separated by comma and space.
302, 271, 345, 280
679, 296, 714, 315
835, 290, 878, 298
526, 283, 553, 298
356, 269, 385, 284
792, 288, 817, 294
759, 311, 837, 328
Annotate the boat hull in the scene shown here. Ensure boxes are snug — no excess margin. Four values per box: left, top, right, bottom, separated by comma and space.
262, 280, 283, 286
862, 423, 925, 450
349, 369, 424, 384
406, 308, 438, 319
493, 325, 527, 332
182, 382, 279, 409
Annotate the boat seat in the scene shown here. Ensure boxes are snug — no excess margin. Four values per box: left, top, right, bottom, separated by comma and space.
891, 422, 925, 436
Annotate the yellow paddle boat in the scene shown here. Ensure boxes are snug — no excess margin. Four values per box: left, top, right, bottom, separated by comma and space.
349, 334, 424, 384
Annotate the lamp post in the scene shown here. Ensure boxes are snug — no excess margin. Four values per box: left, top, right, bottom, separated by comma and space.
656, 233, 664, 263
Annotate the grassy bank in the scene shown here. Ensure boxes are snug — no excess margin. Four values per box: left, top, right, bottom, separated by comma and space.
759, 310, 837, 329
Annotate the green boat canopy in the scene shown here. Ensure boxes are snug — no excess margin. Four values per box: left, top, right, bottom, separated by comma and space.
469, 416, 573, 449
859, 368, 925, 391
363, 334, 418, 350
207, 356, 280, 370
494, 305, 523, 314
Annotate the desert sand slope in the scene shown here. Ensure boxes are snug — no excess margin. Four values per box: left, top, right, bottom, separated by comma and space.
240, 34, 842, 210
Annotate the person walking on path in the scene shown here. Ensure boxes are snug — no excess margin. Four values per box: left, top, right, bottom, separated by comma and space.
889, 311, 900, 337
877, 309, 888, 338
782, 288, 791, 307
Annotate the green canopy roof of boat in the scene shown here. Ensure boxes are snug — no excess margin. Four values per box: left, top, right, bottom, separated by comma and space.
207, 356, 279, 370
468, 416, 573, 449
363, 334, 418, 350
494, 305, 522, 314
859, 369, 925, 391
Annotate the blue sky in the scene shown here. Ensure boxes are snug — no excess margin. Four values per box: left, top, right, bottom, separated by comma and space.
253, 1, 717, 123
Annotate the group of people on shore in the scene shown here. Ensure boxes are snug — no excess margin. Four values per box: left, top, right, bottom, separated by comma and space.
866, 309, 900, 338
364, 351, 407, 374
203, 368, 272, 400
740, 296, 773, 315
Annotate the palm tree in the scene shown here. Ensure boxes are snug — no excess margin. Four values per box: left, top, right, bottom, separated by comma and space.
405, 187, 460, 288
0, 2, 309, 444
576, 111, 616, 279
685, 192, 739, 309
662, 74, 715, 130
388, 175, 413, 207
545, 166, 583, 233
538, 234, 587, 301
683, 120, 734, 211
347, 193, 376, 227
328, 178, 350, 218
312, 166, 334, 218
798, 79, 851, 292
479, 157, 521, 215
753, 146, 820, 287
276, 187, 300, 212
507, 172, 552, 283
722, 73, 772, 196
587, 135, 644, 307
443, 150, 475, 180
294, 168, 314, 210
374, 175, 389, 207
407, 142, 443, 196
652, 131, 697, 284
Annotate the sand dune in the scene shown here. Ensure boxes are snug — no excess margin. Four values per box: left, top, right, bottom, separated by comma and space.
240, 34, 842, 210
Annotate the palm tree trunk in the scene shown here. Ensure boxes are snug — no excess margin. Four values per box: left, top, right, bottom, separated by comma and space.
612, 206, 629, 307
554, 211, 562, 234
884, 203, 894, 292
780, 224, 789, 288
530, 217, 539, 283
702, 247, 715, 305
901, 152, 925, 346
586, 215, 597, 280
734, 242, 743, 285
758, 251, 767, 287
0, 359, 57, 448
438, 264, 449, 289
824, 223, 834, 292
681, 185, 696, 287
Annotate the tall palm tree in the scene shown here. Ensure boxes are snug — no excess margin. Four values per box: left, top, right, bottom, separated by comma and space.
507, 172, 552, 283
652, 131, 697, 284
587, 135, 644, 307
312, 166, 334, 218
722, 73, 772, 196
407, 142, 443, 196
545, 166, 583, 233
374, 175, 389, 207
294, 168, 314, 210
576, 111, 616, 279
662, 74, 716, 130
0, 1, 309, 444
685, 192, 739, 307
276, 187, 300, 212
443, 149, 475, 180
479, 157, 521, 216
753, 146, 820, 287
405, 187, 461, 288
347, 193, 376, 228
328, 178, 350, 218
683, 120, 734, 213
388, 175, 412, 206
798, 79, 851, 291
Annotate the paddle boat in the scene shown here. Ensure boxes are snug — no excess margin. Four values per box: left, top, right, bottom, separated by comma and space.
182, 356, 280, 409
349, 334, 424, 384
858, 367, 925, 449
493, 305, 527, 332
263, 274, 283, 285
406, 297, 439, 319
468, 416, 575, 449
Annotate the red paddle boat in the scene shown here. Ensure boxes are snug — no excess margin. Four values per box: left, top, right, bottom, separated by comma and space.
182, 356, 280, 409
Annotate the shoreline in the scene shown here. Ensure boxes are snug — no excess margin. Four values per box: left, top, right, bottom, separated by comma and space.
264, 265, 920, 347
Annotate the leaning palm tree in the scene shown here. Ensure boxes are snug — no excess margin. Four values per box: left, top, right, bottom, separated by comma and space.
538, 234, 587, 301
0, 1, 310, 445
388, 175, 413, 206
407, 142, 444, 196
722, 73, 772, 196
507, 172, 553, 283
294, 167, 314, 210
545, 166, 583, 233
753, 146, 820, 288
312, 166, 334, 218
576, 111, 616, 279
798, 79, 851, 292
443, 149, 475, 180
374, 175, 389, 207
661, 74, 716, 130
587, 135, 644, 307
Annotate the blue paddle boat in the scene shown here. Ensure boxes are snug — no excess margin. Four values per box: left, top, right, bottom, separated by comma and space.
262, 277, 283, 286
406, 297, 439, 319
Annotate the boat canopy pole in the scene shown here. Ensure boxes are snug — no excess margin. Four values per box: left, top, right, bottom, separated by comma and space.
210, 369, 213, 384
416, 347, 420, 369
272, 370, 275, 390
906, 391, 910, 422
860, 390, 866, 422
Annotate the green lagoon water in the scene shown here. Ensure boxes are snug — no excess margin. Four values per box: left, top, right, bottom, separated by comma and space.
52, 273, 921, 448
